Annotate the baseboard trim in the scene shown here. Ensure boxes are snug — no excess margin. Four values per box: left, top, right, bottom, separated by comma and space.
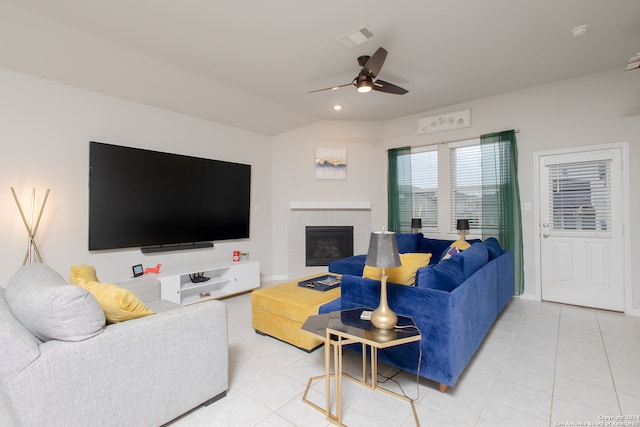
263, 274, 288, 282
203, 390, 227, 407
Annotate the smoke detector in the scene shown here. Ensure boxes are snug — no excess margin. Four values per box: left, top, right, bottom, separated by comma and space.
570, 25, 589, 38
337, 25, 374, 48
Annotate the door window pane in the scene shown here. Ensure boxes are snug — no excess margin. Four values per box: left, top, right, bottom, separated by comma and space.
548, 160, 611, 231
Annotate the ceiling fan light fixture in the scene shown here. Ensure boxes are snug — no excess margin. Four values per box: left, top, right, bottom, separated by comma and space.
309, 47, 408, 95
357, 77, 373, 93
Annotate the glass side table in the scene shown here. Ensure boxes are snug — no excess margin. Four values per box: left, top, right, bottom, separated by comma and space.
301, 307, 421, 426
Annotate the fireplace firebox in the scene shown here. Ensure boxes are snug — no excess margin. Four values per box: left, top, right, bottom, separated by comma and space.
305, 226, 354, 267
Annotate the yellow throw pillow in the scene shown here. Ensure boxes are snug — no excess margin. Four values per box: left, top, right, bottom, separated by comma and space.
69, 264, 99, 285
363, 253, 432, 285
76, 279, 155, 323
440, 238, 471, 261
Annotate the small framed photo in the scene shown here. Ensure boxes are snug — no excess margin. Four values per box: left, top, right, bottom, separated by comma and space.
132, 264, 144, 277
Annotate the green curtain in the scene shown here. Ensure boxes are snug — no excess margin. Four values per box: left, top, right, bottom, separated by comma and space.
387, 146, 412, 233
480, 130, 524, 295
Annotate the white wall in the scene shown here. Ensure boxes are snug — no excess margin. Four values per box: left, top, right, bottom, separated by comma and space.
0, 68, 273, 286
271, 121, 386, 278
383, 68, 640, 312
3, 63, 637, 313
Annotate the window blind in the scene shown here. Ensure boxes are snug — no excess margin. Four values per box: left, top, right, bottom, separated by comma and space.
547, 160, 611, 232
410, 148, 438, 228
450, 143, 486, 232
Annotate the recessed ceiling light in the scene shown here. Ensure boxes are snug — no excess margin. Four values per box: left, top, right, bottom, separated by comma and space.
333, 105, 342, 111
570, 24, 589, 38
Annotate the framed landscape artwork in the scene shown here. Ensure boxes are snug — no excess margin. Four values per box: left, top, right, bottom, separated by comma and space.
315, 148, 347, 180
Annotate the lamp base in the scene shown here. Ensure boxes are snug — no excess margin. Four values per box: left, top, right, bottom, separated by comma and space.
370, 274, 397, 330
370, 307, 397, 330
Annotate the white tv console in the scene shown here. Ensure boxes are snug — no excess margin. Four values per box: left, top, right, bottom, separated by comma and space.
158, 260, 260, 305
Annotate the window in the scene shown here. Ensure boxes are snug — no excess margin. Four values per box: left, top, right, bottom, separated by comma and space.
450, 142, 483, 232
408, 138, 488, 235
393, 130, 522, 293
410, 147, 438, 229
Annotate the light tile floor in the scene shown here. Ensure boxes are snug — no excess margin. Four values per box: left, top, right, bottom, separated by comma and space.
2, 292, 639, 426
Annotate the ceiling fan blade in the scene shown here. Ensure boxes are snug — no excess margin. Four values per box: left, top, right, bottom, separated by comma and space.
372, 79, 408, 95
307, 81, 354, 94
362, 47, 388, 78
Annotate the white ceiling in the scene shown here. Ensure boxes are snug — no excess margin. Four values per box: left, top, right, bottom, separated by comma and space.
2, 0, 639, 135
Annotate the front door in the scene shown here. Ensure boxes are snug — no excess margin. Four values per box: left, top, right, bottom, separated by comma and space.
538, 146, 625, 311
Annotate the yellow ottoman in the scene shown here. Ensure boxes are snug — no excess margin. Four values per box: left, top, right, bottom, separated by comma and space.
251, 274, 341, 351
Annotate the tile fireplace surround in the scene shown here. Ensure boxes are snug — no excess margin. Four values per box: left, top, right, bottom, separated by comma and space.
288, 201, 371, 279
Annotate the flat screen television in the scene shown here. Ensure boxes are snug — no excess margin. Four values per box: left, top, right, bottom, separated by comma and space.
88, 141, 251, 252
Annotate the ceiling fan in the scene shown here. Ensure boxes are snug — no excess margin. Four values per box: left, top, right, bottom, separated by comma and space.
309, 47, 408, 95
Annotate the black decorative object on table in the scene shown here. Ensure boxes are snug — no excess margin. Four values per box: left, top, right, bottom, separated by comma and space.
189, 272, 210, 283
297, 275, 341, 292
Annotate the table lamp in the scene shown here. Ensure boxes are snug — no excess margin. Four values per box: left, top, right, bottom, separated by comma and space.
411, 218, 422, 233
457, 219, 470, 240
365, 230, 401, 330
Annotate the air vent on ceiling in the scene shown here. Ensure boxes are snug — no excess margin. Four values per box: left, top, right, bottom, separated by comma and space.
337, 25, 374, 48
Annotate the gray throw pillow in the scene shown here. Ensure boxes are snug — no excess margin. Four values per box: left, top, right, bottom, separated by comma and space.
5, 263, 105, 342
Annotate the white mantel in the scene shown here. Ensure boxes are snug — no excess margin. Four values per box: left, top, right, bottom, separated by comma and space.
290, 201, 371, 210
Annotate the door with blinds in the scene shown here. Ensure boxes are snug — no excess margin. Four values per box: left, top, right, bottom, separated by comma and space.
538, 147, 624, 311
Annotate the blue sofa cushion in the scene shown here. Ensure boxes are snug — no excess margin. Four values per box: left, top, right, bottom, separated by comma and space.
396, 233, 423, 253
416, 255, 465, 291
439, 238, 471, 262
421, 237, 482, 263
420, 237, 456, 263
328, 254, 367, 276
459, 242, 489, 279
483, 237, 503, 260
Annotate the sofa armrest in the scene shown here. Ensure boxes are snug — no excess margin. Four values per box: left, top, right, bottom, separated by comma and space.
4, 301, 228, 427
328, 254, 367, 276
495, 250, 514, 312
0, 288, 41, 383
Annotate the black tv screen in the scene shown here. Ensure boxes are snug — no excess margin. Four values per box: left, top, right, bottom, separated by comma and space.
88, 141, 251, 251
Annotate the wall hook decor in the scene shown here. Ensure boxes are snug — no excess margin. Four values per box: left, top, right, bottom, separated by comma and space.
10, 187, 50, 265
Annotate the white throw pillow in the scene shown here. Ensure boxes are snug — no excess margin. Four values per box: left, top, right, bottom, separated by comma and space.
5, 264, 105, 342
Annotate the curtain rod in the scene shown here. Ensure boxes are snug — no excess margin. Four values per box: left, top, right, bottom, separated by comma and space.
389, 128, 520, 151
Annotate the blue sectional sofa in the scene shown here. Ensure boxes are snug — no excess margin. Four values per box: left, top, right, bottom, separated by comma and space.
321, 233, 514, 391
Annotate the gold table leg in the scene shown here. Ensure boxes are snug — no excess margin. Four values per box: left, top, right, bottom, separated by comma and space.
302, 332, 347, 426
302, 331, 421, 426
